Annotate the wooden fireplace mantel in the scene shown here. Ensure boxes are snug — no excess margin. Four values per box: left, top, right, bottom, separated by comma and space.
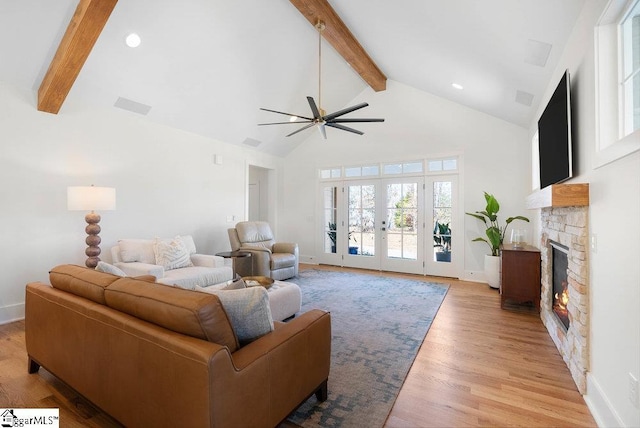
525, 183, 589, 209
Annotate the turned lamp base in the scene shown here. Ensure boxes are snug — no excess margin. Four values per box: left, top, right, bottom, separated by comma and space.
84, 212, 102, 268
67, 186, 116, 268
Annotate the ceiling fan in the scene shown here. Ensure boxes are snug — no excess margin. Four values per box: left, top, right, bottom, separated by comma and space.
258, 21, 384, 139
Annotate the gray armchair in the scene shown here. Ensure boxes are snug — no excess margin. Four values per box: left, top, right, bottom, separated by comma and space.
227, 221, 299, 280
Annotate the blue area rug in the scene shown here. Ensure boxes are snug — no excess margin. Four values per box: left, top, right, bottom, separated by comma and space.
286, 269, 449, 428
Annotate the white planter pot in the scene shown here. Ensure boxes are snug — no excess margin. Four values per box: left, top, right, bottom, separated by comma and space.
484, 254, 501, 289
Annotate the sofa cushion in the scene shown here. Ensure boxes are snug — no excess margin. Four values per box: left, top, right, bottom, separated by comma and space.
195, 285, 274, 345
118, 239, 156, 264
105, 278, 239, 352
153, 236, 193, 270
50, 264, 120, 305
157, 266, 233, 290
95, 261, 127, 277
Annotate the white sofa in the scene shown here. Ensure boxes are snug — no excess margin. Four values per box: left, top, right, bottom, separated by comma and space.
111, 235, 233, 289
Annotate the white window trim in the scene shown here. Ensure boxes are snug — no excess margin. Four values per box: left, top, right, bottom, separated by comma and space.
319, 156, 459, 182
594, 0, 640, 168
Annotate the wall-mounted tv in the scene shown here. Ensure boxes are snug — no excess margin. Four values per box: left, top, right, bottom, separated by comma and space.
537, 70, 573, 189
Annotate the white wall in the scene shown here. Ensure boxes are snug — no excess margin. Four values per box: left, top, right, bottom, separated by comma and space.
0, 82, 283, 324
528, 1, 640, 425
281, 79, 531, 278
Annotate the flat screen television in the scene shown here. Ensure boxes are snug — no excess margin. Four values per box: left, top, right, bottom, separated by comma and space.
537, 70, 573, 189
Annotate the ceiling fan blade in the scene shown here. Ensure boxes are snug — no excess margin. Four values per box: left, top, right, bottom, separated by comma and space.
260, 107, 313, 121
318, 124, 327, 140
307, 96, 322, 120
326, 122, 364, 135
286, 122, 316, 137
330, 118, 385, 123
323, 102, 369, 121
258, 120, 313, 126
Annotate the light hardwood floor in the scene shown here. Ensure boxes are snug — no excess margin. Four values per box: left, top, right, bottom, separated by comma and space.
0, 264, 596, 427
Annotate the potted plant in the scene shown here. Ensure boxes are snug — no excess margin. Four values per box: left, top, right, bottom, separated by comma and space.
433, 221, 452, 262
466, 192, 529, 288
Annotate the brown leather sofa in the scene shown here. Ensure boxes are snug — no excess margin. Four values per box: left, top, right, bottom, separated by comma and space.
25, 265, 330, 427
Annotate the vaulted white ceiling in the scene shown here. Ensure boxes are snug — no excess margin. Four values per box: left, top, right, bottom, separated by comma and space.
0, 0, 585, 156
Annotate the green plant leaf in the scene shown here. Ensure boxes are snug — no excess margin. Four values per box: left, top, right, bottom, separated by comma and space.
505, 216, 530, 224
484, 192, 500, 216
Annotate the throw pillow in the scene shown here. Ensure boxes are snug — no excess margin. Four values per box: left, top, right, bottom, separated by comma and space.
154, 236, 193, 271
95, 261, 127, 277
180, 235, 197, 255
118, 239, 156, 264
194, 285, 274, 345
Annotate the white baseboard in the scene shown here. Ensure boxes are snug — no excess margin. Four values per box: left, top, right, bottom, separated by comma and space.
0, 303, 25, 325
462, 270, 487, 283
585, 373, 625, 428
299, 255, 318, 264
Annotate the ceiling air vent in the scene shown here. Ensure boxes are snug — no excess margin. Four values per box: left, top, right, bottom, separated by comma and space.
242, 138, 262, 147
114, 97, 152, 116
515, 90, 534, 107
524, 39, 552, 68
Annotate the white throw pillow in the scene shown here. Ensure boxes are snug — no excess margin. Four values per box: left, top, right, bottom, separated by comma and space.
195, 285, 274, 345
95, 261, 127, 277
180, 235, 197, 255
153, 236, 193, 271
118, 239, 156, 264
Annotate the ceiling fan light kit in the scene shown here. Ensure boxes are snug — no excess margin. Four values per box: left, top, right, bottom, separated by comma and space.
259, 20, 384, 139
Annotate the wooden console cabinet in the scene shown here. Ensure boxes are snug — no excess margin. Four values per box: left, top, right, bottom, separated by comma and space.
500, 243, 541, 310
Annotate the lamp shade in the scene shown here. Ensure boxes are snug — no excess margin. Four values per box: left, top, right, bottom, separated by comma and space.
67, 186, 116, 211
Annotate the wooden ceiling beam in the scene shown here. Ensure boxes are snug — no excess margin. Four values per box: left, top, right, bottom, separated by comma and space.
38, 0, 118, 114
289, 0, 387, 92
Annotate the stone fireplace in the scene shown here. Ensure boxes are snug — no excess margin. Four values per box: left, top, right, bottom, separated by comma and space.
527, 184, 589, 394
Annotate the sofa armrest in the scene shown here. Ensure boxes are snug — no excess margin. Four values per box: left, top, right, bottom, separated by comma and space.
190, 254, 225, 268
273, 242, 298, 255
198, 309, 331, 427
231, 309, 330, 370
114, 262, 164, 278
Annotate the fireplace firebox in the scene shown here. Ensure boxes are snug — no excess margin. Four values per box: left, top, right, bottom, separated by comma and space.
551, 241, 570, 330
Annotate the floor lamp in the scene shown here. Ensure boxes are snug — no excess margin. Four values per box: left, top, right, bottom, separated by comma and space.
67, 185, 116, 268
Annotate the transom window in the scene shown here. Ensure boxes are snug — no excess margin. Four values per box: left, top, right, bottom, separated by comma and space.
320, 157, 457, 181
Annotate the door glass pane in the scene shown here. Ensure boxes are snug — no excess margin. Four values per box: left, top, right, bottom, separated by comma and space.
386, 182, 418, 260
348, 184, 375, 256
433, 181, 452, 263
323, 186, 337, 253
622, 6, 640, 134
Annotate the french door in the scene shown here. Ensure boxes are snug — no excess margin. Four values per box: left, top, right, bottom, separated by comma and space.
425, 175, 458, 278
319, 175, 458, 277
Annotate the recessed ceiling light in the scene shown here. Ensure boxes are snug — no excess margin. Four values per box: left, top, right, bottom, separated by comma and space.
289, 116, 299, 122
125, 33, 141, 48
452, 83, 464, 90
